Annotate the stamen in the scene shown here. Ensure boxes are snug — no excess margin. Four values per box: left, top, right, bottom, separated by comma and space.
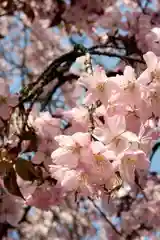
94, 154, 105, 170
152, 70, 160, 82
96, 82, 105, 92
127, 157, 136, 164
0, 96, 7, 104
79, 173, 88, 185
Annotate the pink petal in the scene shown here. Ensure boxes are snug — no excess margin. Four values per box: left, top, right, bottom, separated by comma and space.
107, 115, 126, 136
55, 135, 75, 148
92, 127, 108, 143
90, 141, 106, 154
143, 51, 158, 72
72, 132, 90, 147
51, 147, 79, 168
124, 66, 136, 82
120, 158, 135, 184
61, 170, 79, 191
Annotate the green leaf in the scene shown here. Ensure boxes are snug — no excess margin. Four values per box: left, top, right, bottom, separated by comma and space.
15, 158, 40, 181
4, 168, 24, 199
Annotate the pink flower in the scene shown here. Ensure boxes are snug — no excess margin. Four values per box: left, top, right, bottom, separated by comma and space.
138, 119, 160, 154
138, 51, 160, 85
89, 141, 116, 184
33, 111, 61, 139
92, 114, 126, 144
107, 103, 127, 117
62, 106, 89, 129
146, 27, 160, 55
146, 82, 160, 117
26, 182, 62, 210
0, 194, 24, 226
78, 66, 121, 106
125, 109, 141, 134
49, 165, 81, 192
50, 140, 116, 194
49, 164, 97, 197
115, 66, 148, 109
93, 115, 139, 155
119, 150, 150, 184
51, 132, 91, 169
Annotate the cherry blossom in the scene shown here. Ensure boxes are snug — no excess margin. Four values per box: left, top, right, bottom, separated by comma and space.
51, 132, 91, 169
32, 111, 61, 139
0, 194, 24, 226
78, 66, 121, 106
118, 150, 150, 184
1, 1, 160, 239
26, 182, 62, 210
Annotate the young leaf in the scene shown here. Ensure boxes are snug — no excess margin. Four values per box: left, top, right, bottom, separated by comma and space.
4, 168, 24, 199
15, 158, 41, 181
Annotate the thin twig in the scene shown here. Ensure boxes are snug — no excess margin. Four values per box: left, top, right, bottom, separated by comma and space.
90, 50, 144, 63
136, 181, 148, 201
88, 197, 123, 238
137, 0, 150, 14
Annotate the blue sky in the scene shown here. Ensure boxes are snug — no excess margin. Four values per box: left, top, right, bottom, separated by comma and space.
150, 147, 160, 173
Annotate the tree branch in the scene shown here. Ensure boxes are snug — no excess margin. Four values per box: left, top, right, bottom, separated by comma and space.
88, 197, 123, 238
90, 50, 144, 63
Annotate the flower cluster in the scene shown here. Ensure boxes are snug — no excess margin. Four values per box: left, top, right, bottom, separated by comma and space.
1, 51, 160, 231
44, 51, 160, 203
120, 9, 160, 55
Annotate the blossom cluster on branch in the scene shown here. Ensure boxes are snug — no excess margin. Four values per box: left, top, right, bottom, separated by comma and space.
1, 1, 160, 238
0, 50, 160, 239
